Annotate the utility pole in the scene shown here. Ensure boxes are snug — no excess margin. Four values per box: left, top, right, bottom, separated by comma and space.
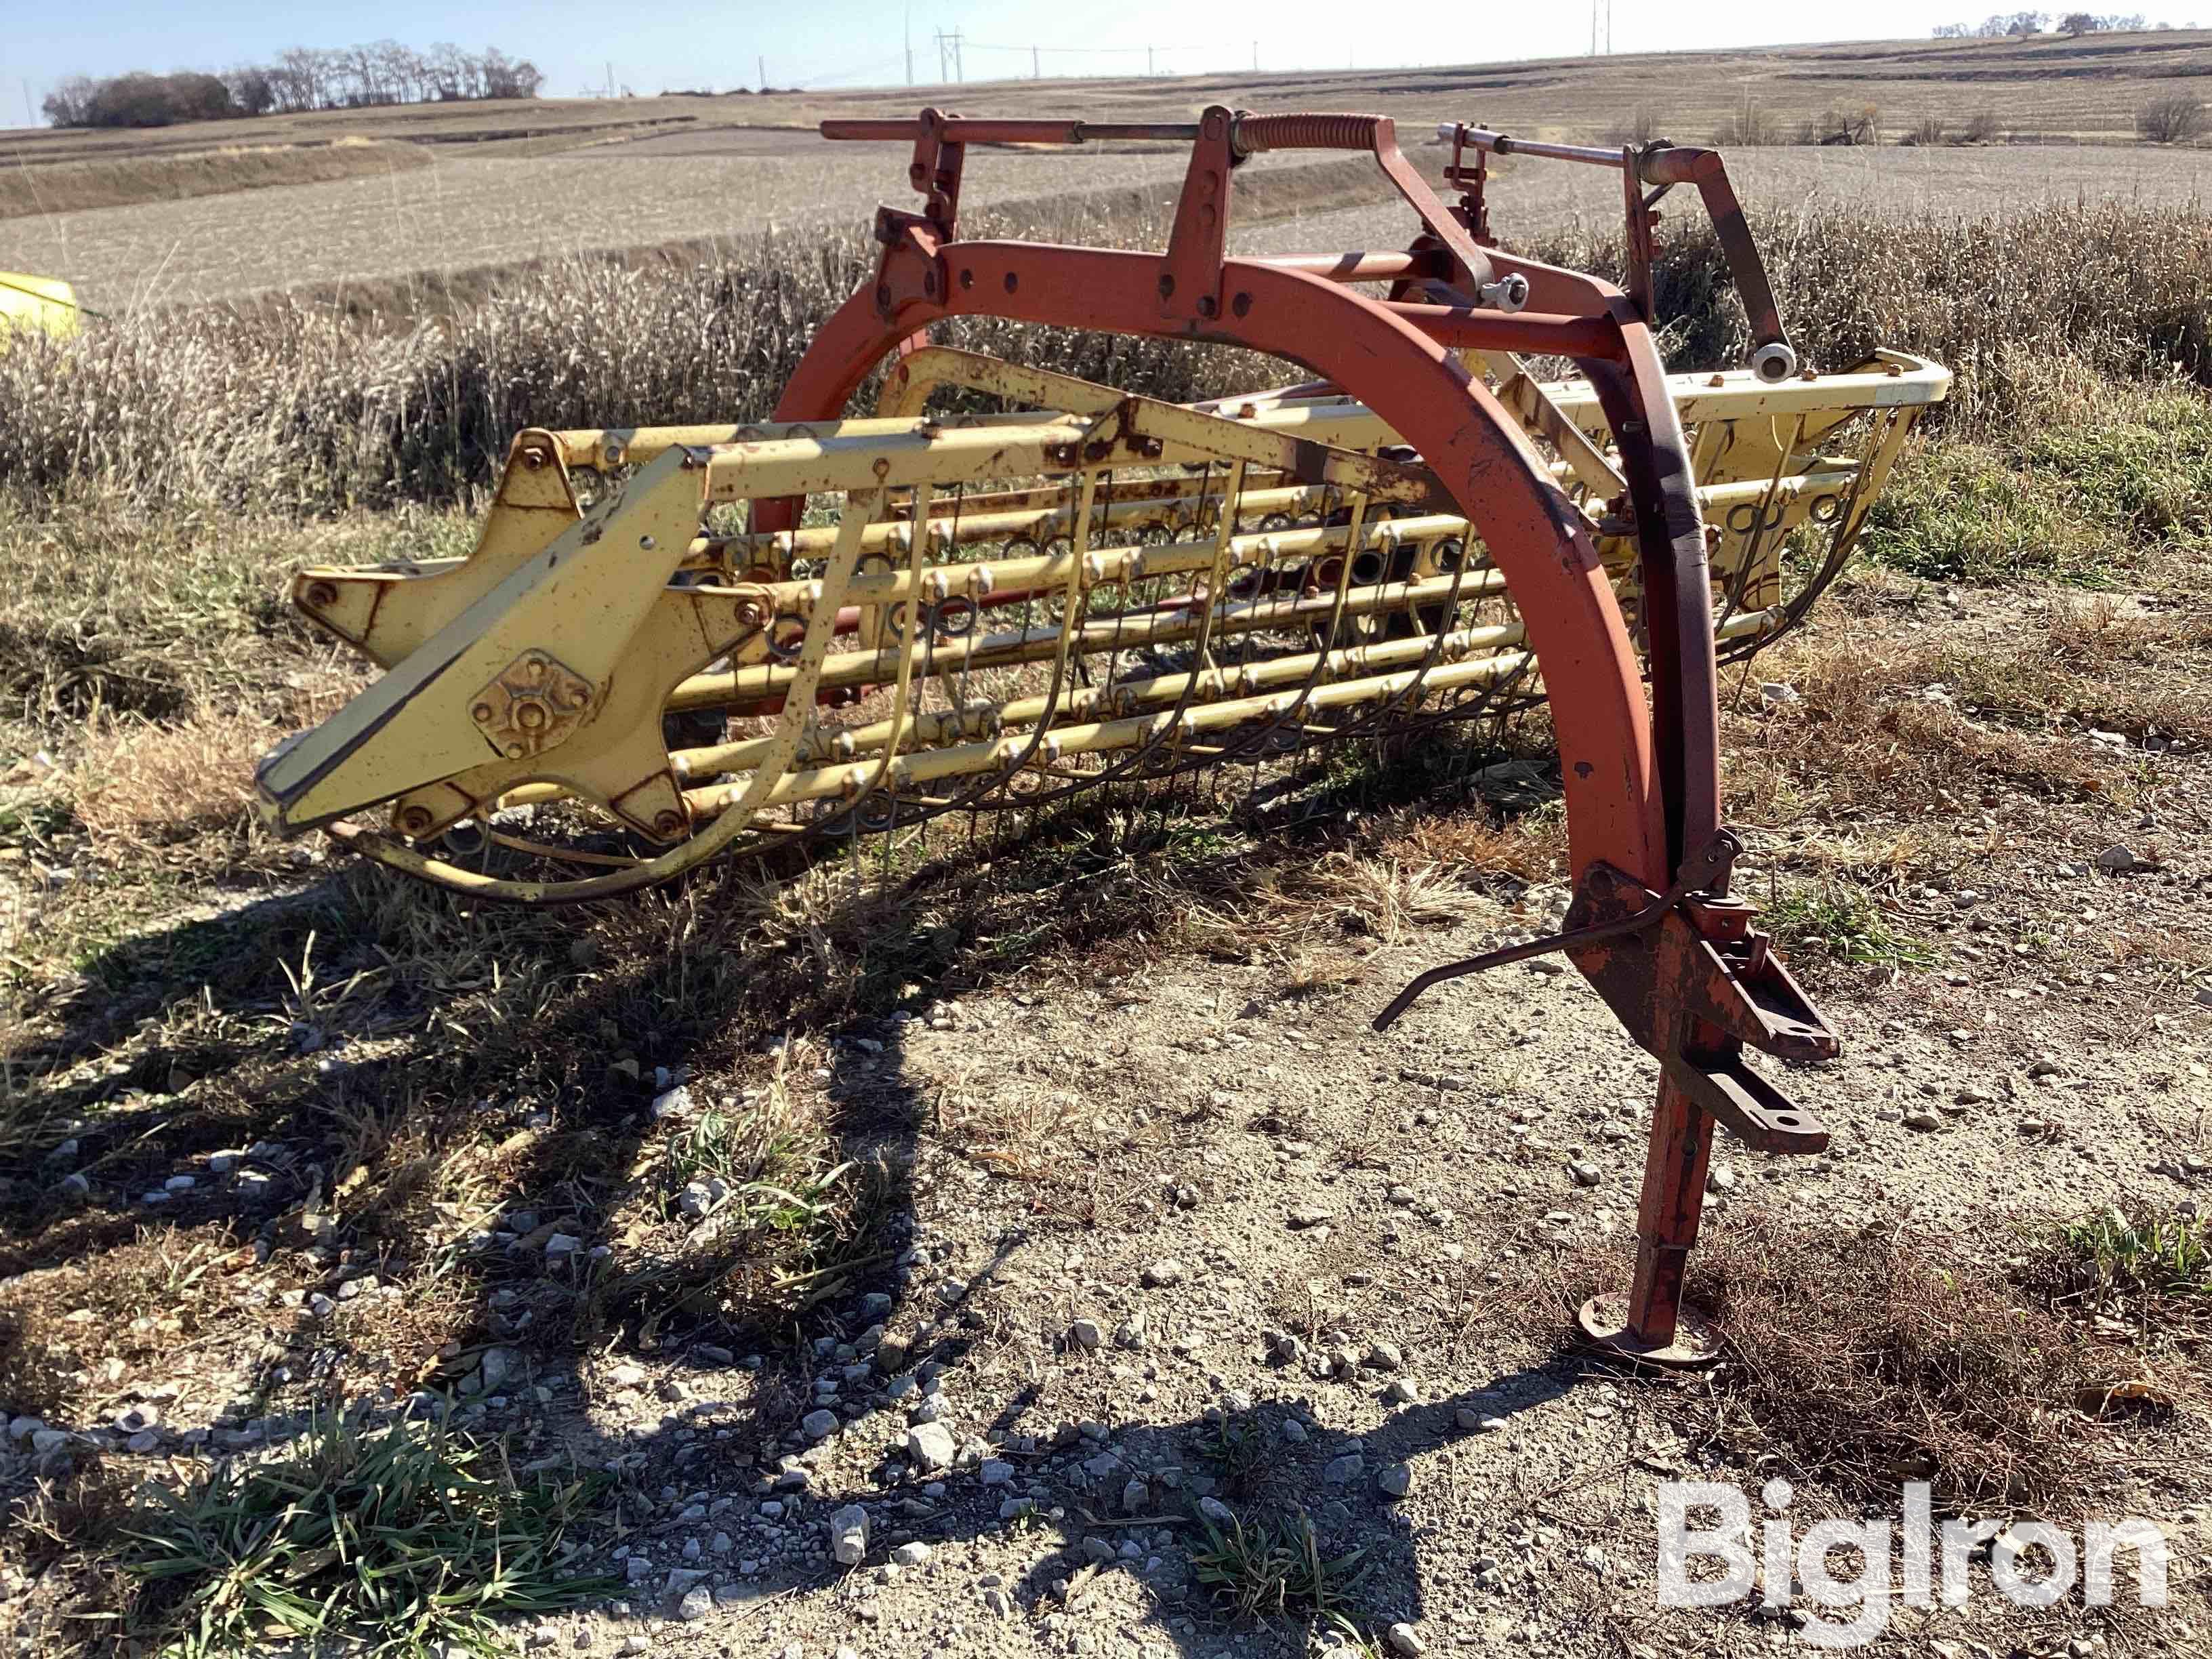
1252, 41, 1258, 71
21, 79, 33, 127
905, 5, 914, 85
758, 55, 766, 90
1147, 45, 1155, 76
1033, 45, 1040, 78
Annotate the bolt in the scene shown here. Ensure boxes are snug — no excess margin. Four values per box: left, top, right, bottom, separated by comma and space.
654, 810, 685, 838
303, 581, 339, 609
398, 806, 434, 836
520, 446, 549, 470
472, 703, 493, 723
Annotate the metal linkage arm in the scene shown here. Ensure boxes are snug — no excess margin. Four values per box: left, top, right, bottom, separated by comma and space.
1437, 123, 1799, 382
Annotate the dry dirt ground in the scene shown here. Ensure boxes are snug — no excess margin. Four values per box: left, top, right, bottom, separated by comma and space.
2, 565, 2208, 1656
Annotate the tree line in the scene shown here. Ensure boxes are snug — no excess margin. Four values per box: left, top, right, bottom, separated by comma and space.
43, 42, 546, 129
1932, 12, 2158, 34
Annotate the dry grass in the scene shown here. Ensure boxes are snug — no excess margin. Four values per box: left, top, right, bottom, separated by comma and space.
5, 193, 2204, 520
0, 183, 1281, 512
0, 1225, 243, 1421
66, 709, 308, 853
1544, 201, 2212, 436
0, 139, 428, 221
1683, 1213, 2123, 1510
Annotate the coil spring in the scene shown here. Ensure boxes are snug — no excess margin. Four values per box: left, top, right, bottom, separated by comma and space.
1233, 114, 1382, 155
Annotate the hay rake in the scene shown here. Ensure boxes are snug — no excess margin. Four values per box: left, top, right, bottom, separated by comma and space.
255, 108, 1947, 1360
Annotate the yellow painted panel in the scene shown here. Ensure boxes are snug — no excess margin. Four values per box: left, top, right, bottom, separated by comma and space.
0, 272, 84, 344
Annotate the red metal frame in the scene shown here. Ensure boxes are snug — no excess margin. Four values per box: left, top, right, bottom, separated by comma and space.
775, 106, 1830, 1357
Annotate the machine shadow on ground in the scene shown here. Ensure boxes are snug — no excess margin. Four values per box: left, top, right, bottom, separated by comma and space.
2, 751, 1599, 1652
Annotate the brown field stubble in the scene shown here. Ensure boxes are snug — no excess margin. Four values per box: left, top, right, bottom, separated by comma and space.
0, 139, 429, 222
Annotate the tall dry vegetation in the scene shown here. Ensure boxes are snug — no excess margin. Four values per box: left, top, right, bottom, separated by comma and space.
1539, 200, 2212, 433
0, 197, 2207, 514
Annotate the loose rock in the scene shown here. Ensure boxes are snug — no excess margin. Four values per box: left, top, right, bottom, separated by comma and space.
907, 1422, 957, 1471
830, 1504, 869, 1566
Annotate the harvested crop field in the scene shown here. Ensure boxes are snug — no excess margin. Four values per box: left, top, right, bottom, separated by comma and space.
0, 139, 430, 222
16, 136, 2211, 314
1232, 140, 2212, 253
9, 146, 1309, 311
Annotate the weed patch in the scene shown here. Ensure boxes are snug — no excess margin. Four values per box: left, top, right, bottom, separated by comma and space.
1866, 384, 2212, 585
1759, 877, 1933, 972
2031, 1201, 2212, 1352
1189, 1507, 1370, 1625
114, 1410, 613, 1658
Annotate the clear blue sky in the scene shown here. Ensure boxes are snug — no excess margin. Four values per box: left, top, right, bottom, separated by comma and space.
0, 1, 2137, 122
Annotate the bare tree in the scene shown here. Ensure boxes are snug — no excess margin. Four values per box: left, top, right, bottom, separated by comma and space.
223, 64, 277, 117
2138, 91, 2207, 141
40, 75, 96, 126
426, 43, 466, 101
41, 39, 552, 127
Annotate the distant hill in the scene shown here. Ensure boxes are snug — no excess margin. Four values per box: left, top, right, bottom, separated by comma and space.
4, 28, 2208, 166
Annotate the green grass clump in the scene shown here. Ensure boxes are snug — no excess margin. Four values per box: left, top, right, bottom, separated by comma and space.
1762, 878, 1932, 970
1189, 1507, 1370, 1625
115, 1412, 613, 1658
1864, 384, 2212, 585
2056, 1204, 2212, 1303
